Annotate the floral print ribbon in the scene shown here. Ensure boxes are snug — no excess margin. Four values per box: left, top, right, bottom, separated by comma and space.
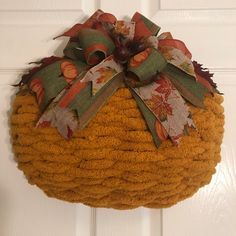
19, 10, 218, 147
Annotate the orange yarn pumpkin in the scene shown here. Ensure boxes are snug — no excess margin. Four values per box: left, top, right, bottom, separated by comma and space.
11, 88, 224, 209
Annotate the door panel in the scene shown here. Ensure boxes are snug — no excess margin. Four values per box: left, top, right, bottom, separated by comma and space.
161, 0, 236, 10
0, 83, 76, 236
96, 208, 161, 236
0, 1, 235, 235
163, 81, 236, 236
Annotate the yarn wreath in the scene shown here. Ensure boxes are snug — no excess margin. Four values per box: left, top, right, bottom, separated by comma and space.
10, 10, 224, 209
11, 89, 224, 209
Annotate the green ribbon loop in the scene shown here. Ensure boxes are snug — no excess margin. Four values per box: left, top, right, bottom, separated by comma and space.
78, 29, 115, 65
30, 59, 88, 111
63, 41, 85, 61
127, 48, 167, 83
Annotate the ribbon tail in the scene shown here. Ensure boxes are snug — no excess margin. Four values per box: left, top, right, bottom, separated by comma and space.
37, 88, 79, 139
132, 75, 195, 145
75, 72, 125, 130
37, 55, 124, 138
157, 33, 209, 108
130, 88, 162, 148
132, 12, 161, 39
163, 64, 208, 108
37, 73, 124, 138
25, 58, 87, 112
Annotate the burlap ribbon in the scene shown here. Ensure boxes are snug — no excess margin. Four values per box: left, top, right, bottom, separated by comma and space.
19, 10, 216, 147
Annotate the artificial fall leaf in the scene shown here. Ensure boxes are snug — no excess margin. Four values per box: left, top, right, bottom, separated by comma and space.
15, 56, 62, 87
193, 61, 216, 89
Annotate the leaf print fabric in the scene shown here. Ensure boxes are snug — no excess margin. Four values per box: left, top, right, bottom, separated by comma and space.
96, 67, 117, 84
36, 56, 124, 139
37, 89, 78, 139
154, 76, 174, 100
146, 94, 173, 121
81, 55, 123, 95
134, 74, 194, 144
157, 32, 195, 78
159, 47, 196, 77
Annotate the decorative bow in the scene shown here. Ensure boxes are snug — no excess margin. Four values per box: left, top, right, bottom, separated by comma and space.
18, 10, 218, 147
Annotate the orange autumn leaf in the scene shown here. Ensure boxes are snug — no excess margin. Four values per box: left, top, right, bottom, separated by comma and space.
146, 94, 173, 121
155, 76, 174, 100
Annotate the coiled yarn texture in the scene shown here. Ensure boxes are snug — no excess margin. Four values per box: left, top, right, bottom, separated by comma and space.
11, 88, 224, 209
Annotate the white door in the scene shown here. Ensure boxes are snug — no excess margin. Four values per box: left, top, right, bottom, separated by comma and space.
0, 1, 236, 235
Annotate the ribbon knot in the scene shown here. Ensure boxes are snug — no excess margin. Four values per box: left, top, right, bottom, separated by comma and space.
18, 10, 217, 147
